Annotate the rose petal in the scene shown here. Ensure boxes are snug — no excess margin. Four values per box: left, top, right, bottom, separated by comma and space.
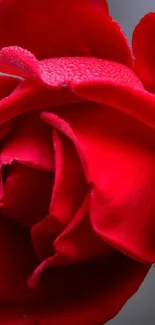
0, 120, 16, 143
55, 192, 113, 262
41, 112, 87, 176
11, 255, 149, 325
31, 216, 63, 261
132, 13, 155, 92
0, 57, 142, 126
72, 64, 155, 130
0, 215, 38, 304
0, 112, 54, 227
0, 47, 40, 80
0, 0, 108, 57
0, 163, 53, 227
0, 314, 36, 325
38, 57, 155, 263
23, 86, 81, 112
1, 112, 55, 172
0, 72, 20, 100
49, 100, 155, 262
0, 1, 132, 65
50, 130, 87, 224
31, 125, 87, 261
0, 80, 81, 127
0, 52, 134, 88
90, 179, 155, 264
31, 126, 87, 259
0, 73, 27, 131
0, 80, 39, 125
27, 253, 72, 289
38, 258, 148, 325
31, 191, 111, 263
91, 0, 109, 13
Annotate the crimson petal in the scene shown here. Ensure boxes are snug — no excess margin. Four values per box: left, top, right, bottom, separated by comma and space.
48, 99, 155, 263
1, 112, 55, 172
31, 216, 63, 261
71, 60, 155, 130
55, 193, 113, 262
0, 57, 140, 126
0, 215, 38, 304
38, 258, 148, 325
0, 72, 20, 100
0, 80, 38, 125
0, 163, 53, 227
50, 130, 87, 224
0, 51, 133, 86
31, 121, 87, 260
0, 1, 132, 65
20, 255, 149, 325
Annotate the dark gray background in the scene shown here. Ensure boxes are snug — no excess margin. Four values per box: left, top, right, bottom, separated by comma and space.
106, 1, 155, 324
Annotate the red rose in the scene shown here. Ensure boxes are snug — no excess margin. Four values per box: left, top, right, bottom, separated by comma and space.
0, 1, 154, 325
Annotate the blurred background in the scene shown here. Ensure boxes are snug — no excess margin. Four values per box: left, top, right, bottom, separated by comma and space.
106, 1, 155, 324
108, 0, 155, 43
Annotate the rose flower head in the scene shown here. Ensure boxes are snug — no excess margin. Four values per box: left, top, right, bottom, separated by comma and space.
0, 1, 154, 325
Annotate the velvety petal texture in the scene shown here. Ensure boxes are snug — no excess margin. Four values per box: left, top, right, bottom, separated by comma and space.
0, 0, 132, 65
